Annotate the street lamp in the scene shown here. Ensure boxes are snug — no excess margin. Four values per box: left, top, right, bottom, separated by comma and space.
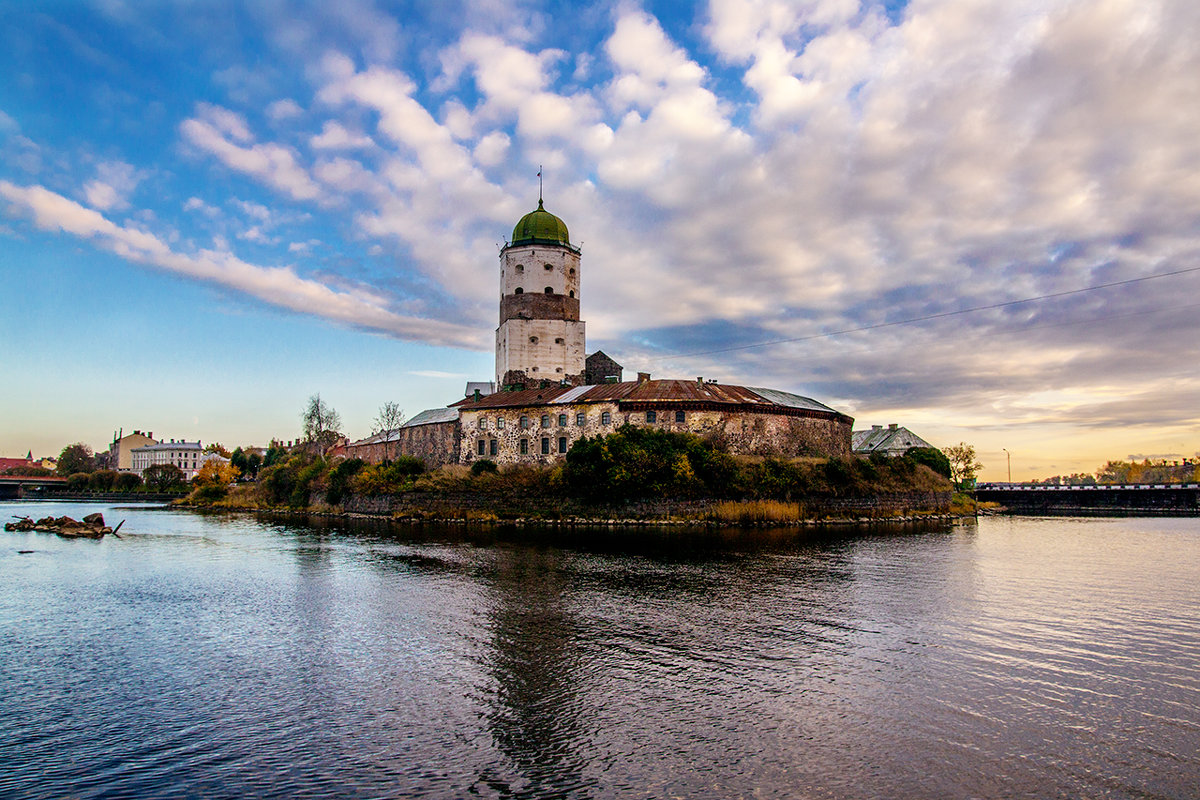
1002, 448, 1011, 483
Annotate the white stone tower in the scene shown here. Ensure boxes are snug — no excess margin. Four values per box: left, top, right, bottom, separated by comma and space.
495, 199, 585, 387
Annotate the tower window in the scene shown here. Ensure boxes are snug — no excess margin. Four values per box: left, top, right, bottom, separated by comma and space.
569, 290, 575, 298
544, 286, 553, 294
544, 263, 553, 271
529, 336, 538, 344
515, 264, 524, 272
514, 287, 523, 294
554, 337, 564, 344
569, 268, 575, 275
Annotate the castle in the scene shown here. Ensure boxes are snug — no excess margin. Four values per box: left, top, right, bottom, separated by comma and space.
346, 200, 854, 467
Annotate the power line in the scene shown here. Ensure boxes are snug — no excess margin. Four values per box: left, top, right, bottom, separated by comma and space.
644, 264, 1200, 362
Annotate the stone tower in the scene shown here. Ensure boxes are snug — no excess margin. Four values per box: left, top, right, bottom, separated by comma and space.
495, 199, 585, 387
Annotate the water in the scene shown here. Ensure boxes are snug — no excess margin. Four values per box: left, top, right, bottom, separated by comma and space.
1, 502, 1198, 799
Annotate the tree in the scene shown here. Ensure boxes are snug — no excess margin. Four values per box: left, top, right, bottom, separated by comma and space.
944, 443, 983, 488
114, 472, 143, 491
372, 401, 406, 463
204, 442, 231, 457
195, 460, 240, 486
143, 463, 185, 492
301, 393, 343, 454
905, 446, 952, 479
56, 443, 96, 476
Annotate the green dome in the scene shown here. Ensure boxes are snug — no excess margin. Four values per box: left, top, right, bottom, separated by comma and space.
510, 200, 571, 247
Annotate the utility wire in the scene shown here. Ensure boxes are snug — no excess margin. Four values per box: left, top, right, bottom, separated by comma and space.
644, 264, 1200, 362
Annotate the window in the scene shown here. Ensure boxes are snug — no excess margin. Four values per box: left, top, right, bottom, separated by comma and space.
489, 439, 498, 457
478, 439, 486, 456
554, 337, 564, 344
544, 263, 553, 271
529, 336, 539, 344
555, 367, 563, 373
569, 267, 575, 275
496, 417, 505, 429
646, 410, 657, 423
478, 417, 486, 429
601, 411, 611, 425
515, 264, 524, 272
544, 286, 553, 294
541, 438, 550, 455
558, 414, 567, 427
519, 439, 528, 454
520, 416, 530, 429
541, 414, 550, 428
576, 413, 585, 426
514, 287, 523, 294
558, 437, 567, 453
676, 410, 686, 423
569, 290, 575, 298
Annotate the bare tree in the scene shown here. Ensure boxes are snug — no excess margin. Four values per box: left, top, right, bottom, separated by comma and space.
302, 393, 343, 454
373, 401, 406, 463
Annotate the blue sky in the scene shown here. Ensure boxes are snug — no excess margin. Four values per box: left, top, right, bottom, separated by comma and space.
2, 0, 1199, 480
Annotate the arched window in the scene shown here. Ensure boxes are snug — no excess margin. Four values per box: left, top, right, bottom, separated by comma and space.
568, 290, 575, 298
646, 410, 657, 423
601, 411, 611, 425
515, 264, 524, 272
554, 337, 564, 344
529, 335, 539, 344
514, 287, 524, 294
675, 410, 686, 423
544, 263, 553, 271
541, 414, 550, 428
544, 286, 553, 294
569, 267, 575, 275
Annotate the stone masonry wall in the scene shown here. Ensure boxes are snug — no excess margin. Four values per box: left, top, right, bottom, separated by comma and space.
458, 403, 851, 466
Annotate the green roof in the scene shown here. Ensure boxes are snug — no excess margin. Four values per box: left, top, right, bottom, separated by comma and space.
510, 200, 571, 247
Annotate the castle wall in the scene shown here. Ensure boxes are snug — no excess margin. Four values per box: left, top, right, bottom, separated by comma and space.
346, 421, 461, 468
457, 403, 852, 466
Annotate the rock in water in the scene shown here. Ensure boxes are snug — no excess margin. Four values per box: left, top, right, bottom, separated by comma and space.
83, 513, 105, 526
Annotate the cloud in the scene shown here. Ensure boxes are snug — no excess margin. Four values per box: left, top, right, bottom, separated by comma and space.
0, 180, 484, 348
311, 120, 374, 150
266, 98, 304, 120
180, 104, 320, 200
81, 160, 141, 211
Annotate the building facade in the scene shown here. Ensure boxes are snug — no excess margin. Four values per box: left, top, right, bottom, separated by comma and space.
495, 200, 586, 388
108, 430, 158, 472
131, 439, 225, 480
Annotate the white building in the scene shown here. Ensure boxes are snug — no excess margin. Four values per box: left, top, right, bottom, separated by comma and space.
495, 198, 586, 388
130, 439, 226, 480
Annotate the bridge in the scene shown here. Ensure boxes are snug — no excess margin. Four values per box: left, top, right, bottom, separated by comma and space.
0, 475, 69, 499
975, 482, 1200, 514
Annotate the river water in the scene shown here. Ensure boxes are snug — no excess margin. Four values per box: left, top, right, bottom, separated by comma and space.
1, 501, 1198, 799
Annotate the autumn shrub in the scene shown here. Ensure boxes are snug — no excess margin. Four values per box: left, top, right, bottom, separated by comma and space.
564, 425, 737, 501
352, 456, 426, 496
325, 458, 365, 505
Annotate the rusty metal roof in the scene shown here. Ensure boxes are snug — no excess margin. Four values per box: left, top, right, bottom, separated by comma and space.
451, 385, 575, 409
745, 386, 838, 414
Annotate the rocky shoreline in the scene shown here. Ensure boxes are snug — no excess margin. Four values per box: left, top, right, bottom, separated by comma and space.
5, 513, 124, 538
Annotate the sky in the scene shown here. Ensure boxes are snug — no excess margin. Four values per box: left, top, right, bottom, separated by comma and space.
1, 0, 1198, 482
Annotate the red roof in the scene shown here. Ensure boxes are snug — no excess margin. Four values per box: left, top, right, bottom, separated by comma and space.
0, 456, 33, 471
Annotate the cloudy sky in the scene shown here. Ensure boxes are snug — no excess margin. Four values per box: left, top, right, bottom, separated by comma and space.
2, 0, 1198, 480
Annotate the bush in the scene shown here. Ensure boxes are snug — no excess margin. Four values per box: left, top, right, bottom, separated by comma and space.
67, 472, 91, 491
352, 456, 426, 496
905, 447, 952, 479
470, 459, 498, 476
114, 472, 143, 491
564, 425, 736, 501
326, 458, 365, 505
89, 470, 119, 492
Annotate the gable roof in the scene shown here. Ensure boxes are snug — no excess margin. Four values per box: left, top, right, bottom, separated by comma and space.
852, 425, 934, 454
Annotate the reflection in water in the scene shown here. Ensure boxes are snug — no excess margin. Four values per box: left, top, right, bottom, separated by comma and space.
1, 504, 1198, 799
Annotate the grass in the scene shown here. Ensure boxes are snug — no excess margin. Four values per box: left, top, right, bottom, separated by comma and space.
706, 500, 805, 525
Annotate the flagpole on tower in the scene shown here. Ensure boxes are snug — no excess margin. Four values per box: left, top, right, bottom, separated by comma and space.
538, 165, 543, 205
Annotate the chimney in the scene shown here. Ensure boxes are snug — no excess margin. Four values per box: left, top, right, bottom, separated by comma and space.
474, 389, 481, 402
872, 425, 882, 430
697, 377, 703, 385
148, 432, 153, 440
637, 371, 651, 384
888, 423, 898, 430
